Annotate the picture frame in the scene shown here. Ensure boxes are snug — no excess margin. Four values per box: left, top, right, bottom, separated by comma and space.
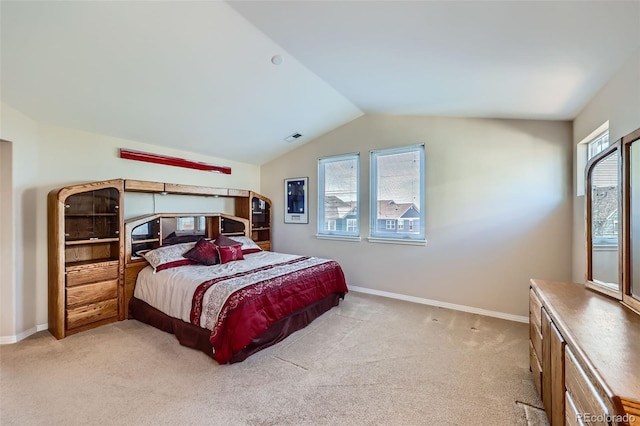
284, 177, 309, 224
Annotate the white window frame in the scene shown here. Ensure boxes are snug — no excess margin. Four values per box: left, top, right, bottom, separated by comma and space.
577, 121, 609, 196
327, 219, 336, 231
386, 220, 395, 230
369, 144, 426, 245
397, 220, 404, 231
317, 153, 360, 241
346, 218, 357, 232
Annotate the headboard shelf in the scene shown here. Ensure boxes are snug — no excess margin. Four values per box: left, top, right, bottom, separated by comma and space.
124, 179, 249, 198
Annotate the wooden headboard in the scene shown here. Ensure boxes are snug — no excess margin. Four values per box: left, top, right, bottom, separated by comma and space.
123, 212, 249, 318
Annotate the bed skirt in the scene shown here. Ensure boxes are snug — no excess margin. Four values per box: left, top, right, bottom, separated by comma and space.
129, 292, 345, 363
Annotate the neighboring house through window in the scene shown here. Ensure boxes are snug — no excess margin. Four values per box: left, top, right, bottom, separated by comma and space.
317, 153, 360, 238
370, 144, 425, 243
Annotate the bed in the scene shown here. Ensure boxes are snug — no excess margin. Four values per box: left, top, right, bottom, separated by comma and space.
125, 216, 348, 364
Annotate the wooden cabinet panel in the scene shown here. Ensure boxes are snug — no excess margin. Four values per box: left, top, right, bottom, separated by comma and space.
66, 262, 119, 287
257, 241, 271, 251
124, 179, 164, 192
66, 299, 118, 330
530, 320, 542, 362
542, 307, 553, 421
565, 391, 586, 426
550, 321, 566, 426
565, 347, 610, 426
67, 280, 117, 308
530, 341, 543, 397
530, 288, 542, 328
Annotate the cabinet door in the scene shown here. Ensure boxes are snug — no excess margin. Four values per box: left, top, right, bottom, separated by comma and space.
542, 307, 566, 426
550, 320, 566, 426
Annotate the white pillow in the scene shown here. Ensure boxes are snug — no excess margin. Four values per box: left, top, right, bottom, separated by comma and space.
141, 241, 197, 272
229, 236, 262, 253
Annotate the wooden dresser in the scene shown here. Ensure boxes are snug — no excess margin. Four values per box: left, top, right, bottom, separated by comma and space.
529, 279, 640, 426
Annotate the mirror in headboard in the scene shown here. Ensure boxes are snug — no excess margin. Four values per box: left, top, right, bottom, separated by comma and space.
124, 213, 249, 263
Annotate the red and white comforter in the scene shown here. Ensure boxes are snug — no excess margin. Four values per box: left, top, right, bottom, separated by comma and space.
135, 251, 348, 363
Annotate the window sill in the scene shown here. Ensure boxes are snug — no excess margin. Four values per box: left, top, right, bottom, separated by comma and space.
367, 237, 427, 246
315, 234, 361, 242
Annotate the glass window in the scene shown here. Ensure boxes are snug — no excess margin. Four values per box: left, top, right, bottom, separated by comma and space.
318, 153, 359, 238
370, 145, 425, 242
588, 131, 610, 159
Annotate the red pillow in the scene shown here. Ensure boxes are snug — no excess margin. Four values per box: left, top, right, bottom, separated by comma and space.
217, 244, 244, 264
183, 238, 219, 265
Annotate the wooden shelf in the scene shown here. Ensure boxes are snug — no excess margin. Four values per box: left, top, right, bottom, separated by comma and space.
65, 213, 118, 217
65, 238, 119, 246
131, 238, 159, 245
65, 258, 119, 269
222, 232, 245, 236
252, 227, 270, 231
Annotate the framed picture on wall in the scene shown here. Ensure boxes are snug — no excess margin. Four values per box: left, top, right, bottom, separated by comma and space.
284, 177, 308, 224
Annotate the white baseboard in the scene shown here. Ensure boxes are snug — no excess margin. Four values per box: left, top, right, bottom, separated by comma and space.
348, 285, 528, 323
0, 323, 49, 344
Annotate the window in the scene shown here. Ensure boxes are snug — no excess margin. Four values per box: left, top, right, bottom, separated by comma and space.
370, 144, 425, 243
397, 220, 404, 230
318, 153, 360, 239
577, 122, 609, 196
588, 131, 610, 159
176, 216, 195, 232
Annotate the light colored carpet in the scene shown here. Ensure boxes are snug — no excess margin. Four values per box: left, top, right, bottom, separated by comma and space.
0, 292, 545, 425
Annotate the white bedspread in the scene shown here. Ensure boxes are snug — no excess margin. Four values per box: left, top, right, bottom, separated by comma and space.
134, 251, 308, 328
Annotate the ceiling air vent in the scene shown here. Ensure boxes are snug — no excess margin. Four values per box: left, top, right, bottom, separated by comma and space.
284, 133, 302, 143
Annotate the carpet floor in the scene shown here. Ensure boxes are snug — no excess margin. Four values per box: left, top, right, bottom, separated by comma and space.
0, 292, 546, 425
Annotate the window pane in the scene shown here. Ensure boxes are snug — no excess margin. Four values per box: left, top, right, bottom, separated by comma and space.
370, 146, 425, 240
318, 154, 359, 236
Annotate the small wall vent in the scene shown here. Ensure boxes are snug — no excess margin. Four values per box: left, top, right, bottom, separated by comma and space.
284, 133, 303, 143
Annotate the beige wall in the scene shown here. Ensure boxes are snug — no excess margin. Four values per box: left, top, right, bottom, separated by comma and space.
262, 115, 573, 317
572, 49, 640, 283
0, 140, 14, 337
0, 102, 260, 341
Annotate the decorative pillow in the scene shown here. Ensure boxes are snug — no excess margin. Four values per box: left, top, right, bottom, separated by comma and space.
214, 234, 241, 247
183, 238, 219, 266
217, 244, 244, 264
141, 242, 198, 272
228, 236, 262, 255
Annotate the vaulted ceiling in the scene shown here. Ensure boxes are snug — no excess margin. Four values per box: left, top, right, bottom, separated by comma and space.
2, 1, 639, 164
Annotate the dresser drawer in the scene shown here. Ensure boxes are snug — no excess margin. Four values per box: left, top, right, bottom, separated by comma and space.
565, 391, 586, 426
66, 279, 118, 308
565, 347, 610, 426
529, 287, 542, 329
66, 263, 119, 287
530, 319, 542, 360
66, 298, 118, 330
530, 341, 543, 397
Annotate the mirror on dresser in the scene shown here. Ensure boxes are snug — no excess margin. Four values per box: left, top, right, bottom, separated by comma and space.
623, 129, 640, 312
586, 143, 621, 297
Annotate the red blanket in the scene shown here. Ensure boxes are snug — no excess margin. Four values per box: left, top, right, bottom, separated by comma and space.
190, 257, 348, 364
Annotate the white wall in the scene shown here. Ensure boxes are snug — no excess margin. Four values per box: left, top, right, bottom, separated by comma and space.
572, 49, 640, 283
262, 115, 573, 318
0, 102, 261, 341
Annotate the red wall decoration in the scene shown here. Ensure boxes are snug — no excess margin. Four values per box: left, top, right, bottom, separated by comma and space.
119, 149, 231, 174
